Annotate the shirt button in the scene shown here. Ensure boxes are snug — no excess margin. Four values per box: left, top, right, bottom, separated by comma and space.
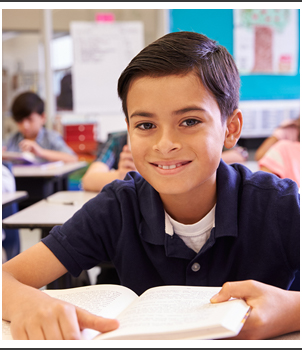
191, 263, 200, 272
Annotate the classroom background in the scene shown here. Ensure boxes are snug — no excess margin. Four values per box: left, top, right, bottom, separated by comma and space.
2, 8, 300, 264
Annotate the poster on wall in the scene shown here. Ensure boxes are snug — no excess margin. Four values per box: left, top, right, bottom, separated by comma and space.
233, 9, 298, 75
70, 21, 144, 114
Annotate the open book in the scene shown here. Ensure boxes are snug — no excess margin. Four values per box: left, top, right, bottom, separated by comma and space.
2, 284, 250, 340
2, 151, 64, 170
2, 151, 44, 165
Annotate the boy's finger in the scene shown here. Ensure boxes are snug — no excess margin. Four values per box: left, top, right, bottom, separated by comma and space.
210, 280, 256, 303
58, 307, 82, 340
76, 307, 119, 333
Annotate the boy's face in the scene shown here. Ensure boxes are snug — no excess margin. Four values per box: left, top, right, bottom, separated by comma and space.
16, 112, 46, 140
126, 72, 228, 198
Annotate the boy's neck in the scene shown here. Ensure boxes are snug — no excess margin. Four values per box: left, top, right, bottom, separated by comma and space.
160, 181, 217, 225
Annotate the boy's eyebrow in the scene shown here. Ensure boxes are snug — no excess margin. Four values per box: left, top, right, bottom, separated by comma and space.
129, 111, 154, 119
172, 106, 207, 115
129, 106, 206, 119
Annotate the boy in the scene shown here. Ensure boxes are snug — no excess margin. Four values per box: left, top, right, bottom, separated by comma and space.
2, 32, 299, 340
3, 91, 78, 163
81, 131, 248, 193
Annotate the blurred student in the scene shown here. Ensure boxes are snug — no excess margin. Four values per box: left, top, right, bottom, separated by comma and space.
258, 139, 300, 187
82, 131, 136, 192
3, 91, 78, 163
254, 117, 300, 161
221, 146, 248, 164
256, 117, 300, 187
3, 31, 299, 341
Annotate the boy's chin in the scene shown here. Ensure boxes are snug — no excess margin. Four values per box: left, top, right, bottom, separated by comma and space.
23, 133, 37, 139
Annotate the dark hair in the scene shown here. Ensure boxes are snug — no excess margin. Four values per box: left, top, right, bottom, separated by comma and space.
118, 31, 240, 123
11, 91, 44, 122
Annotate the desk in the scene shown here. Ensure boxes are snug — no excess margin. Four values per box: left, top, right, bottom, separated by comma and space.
12, 161, 88, 209
2, 191, 28, 208
2, 191, 98, 229
270, 331, 300, 340
2, 190, 99, 289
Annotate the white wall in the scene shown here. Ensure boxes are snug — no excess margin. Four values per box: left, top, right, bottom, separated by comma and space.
2, 33, 43, 139
2, 9, 170, 141
3, 33, 41, 74
2, 33, 43, 112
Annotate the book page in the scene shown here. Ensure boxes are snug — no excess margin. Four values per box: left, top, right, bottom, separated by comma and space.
96, 285, 249, 340
45, 284, 138, 340
2, 151, 64, 167
2, 284, 138, 340
2, 151, 38, 164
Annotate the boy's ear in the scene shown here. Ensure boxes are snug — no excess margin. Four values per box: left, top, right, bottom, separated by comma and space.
125, 117, 129, 131
41, 112, 47, 124
224, 109, 243, 149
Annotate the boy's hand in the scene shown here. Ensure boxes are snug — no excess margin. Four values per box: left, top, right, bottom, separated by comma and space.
19, 139, 44, 158
10, 292, 119, 340
210, 280, 300, 340
117, 144, 137, 179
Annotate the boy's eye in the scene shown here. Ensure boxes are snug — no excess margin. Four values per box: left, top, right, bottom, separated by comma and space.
181, 119, 200, 127
137, 123, 155, 130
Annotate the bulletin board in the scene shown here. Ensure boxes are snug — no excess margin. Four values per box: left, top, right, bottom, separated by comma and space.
70, 21, 144, 114
169, 9, 300, 101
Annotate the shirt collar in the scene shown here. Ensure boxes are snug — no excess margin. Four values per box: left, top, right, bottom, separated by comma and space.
214, 160, 240, 239
136, 160, 241, 245
165, 205, 216, 237
165, 211, 174, 236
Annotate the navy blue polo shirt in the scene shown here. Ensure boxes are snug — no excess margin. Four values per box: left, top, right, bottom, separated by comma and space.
42, 161, 300, 296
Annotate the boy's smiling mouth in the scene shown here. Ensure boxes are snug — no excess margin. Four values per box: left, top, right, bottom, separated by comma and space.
151, 160, 192, 171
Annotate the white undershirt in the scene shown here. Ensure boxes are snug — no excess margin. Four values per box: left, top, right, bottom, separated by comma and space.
165, 205, 216, 253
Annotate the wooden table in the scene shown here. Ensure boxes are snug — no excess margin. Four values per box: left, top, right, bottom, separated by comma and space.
2, 191, 28, 208
269, 331, 300, 340
2, 190, 98, 229
11, 161, 88, 209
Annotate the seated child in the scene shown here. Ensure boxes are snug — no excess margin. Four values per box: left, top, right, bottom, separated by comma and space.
258, 139, 300, 187
82, 131, 137, 192
254, 117, 300, 161
257, 116, 300, 187
3, 91, 78, 163
2, 31, 299, 340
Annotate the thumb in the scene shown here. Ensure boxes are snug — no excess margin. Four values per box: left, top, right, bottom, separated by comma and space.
76, 307, 119, 333
210, 280, 253, 303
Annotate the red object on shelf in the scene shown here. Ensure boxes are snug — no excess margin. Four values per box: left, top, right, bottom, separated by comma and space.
65, 134, 95, 142
64, 124, 96, 136
63, 123, 98, 156
66, 141, 97, 153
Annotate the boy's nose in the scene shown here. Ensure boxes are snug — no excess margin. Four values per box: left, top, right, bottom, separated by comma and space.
152, 129, 181, 155
20, 120, 30, 130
